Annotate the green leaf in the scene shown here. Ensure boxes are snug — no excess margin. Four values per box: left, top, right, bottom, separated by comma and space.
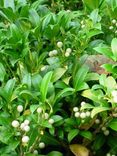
40, 71, 53, 102
32, 73, 42, 90
4, 0, 15, 11
91, 106, 110, 118
30, 105, 38, 114
51, 115, 63, 123
10, 24, 22, 42
0, 63, 6, 82
108, 119, 117, 131
22, 73, 32, 89
105, 76, 117, 92
73, 65, 89, 91
4, 79, 16, 102
68, 129, 79, 142
80, 103, 94, 110
87, 29, 102, 39
85, 73, 99, 81
54, 87, 75, 103
52, 68, 66, 82
93, 134, 105, 150
29, 8, 40, 26
94, 46, 114, 60
76, 82, 89, 91
48, 151, 63, 156
41, 132, 60, 146
79, 131, 93, 140
111, 38, 117, 60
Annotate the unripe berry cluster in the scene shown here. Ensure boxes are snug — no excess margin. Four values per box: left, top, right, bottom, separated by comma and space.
65, 48, 72, 57
20, 119, 30, 132
49, 50, 58, 57
109, 19, 117, 35
73, 104, 91, 120
101, 126, 110, 136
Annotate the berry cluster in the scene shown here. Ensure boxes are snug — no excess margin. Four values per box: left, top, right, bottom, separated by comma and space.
73, 101, 91, 120
109, 19, 117, 35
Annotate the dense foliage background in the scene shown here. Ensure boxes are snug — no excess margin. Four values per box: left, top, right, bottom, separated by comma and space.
0, 0, 117, 156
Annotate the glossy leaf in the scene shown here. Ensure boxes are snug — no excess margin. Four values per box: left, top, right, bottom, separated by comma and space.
68, 129, 79, 142
40, 71, 53, 102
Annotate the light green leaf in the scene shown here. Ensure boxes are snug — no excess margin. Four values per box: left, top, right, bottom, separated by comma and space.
91, 107, 110, 118
22, 73, 32, 89
111, 38, 117, 60
4, 0, 15, 11
52, 68, 66, 82
29, 8, 40, 26
105, 76, 117, 91
68, 129, 79, 142
94, 47, 114, 60
30, 105, 39, 114
54, 87, 75, 103
109, 119, 117, 131
51, 115, 63, 123
4, 79, 16, 101
74, 65, 89, 91
79, 131, 93, 140
40, 71, 53, 102
80, 103, 94, 110
0, 63, 6, 82
48, 151, 63, 156
85, 73, 99, 81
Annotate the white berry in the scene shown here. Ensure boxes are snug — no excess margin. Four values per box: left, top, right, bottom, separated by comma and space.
44, 113, 49, 119
109, 26, 113, 30
24, 119, 30, 125
52, 50, 58, 55
57, 41, 63, 48
20, 123, 25, 130
48, 118, 54, 124
24, 125, 30, 132
106, 153, 111, 156
80, 112, 86, 119
86, 111, 90, 117
73, 107, 79, 112
65, 52, 70, 57
101, 126, 107, 131
37, 107, 42, 113
22, 136, 29, 143
104, 130, 110, 136
112, 19, 116, 24
75, 112, 80, 118
17, 105, 23, 113
81, 101, 86, 106
39, 142, 45, 149
66, 48, 72, 54
33, 150, 38, 155
12, 120, 20, 128
49, 51, 53, 57
95, 119, 100, 124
